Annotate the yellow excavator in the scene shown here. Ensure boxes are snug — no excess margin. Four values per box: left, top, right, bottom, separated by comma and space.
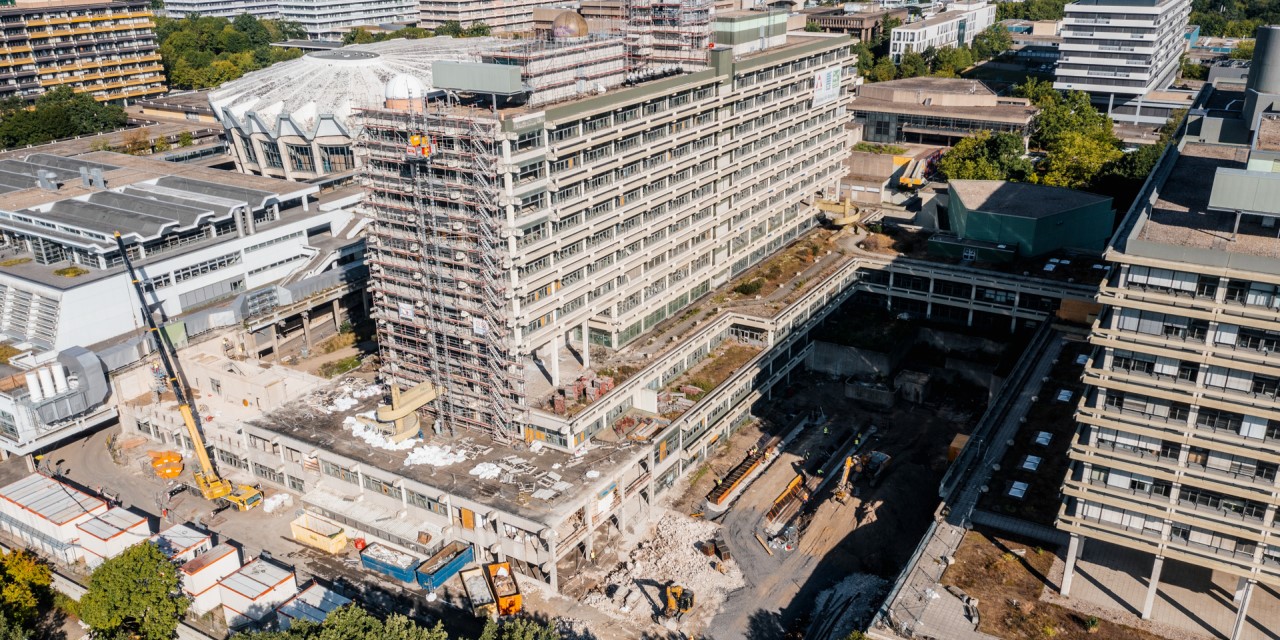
657, 582, 695, 622
116, 232, 262, 511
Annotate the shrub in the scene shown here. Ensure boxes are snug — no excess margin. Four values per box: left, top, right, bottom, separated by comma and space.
734, 280, 763, 296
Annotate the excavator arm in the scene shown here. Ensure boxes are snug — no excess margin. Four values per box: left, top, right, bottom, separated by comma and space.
115, 233, 260, 510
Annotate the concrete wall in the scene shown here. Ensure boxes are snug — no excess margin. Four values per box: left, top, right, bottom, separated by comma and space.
806, 340, 904, 377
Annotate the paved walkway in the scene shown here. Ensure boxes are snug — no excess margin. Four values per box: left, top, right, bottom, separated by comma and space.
1051, 539, 1280, 640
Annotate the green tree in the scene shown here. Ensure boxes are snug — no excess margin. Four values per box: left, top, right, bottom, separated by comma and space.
343, 27, 380, 44
1231, 40, 1255, 60
1031, 88, 1112, 150
1014, 76, 1059, 106
852, 41, 875, 77
154, 15, 308, 89
899, 51, 928, 78
869, 56, 897, 82
0, 86, 127, 150
464, 22, 491, 37
1039, 130, 1123, 188
478, 618, 558, 640
931, 46, 973, 76
435, 20, 464, 37
0, 550, 50, 630
804, 20, 822, 32
153, 136, 171, 152
79, 543, 188, 640
972, 25, 1012, 60
178, 131, 194, 147
937, 131, 1033, 181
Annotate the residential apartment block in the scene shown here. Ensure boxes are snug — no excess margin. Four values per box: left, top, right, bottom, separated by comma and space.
1058, 94, 1280, 640
0, 0, 165, 103
163, 0, 418, 40
1053, 0, 1190, 106
888, 0, 996, 62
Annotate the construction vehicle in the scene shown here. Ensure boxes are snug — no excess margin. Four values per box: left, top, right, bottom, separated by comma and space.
115, 232, 262, 511
832, 454, 863, 504
657, 582, 695, 622
485, 562, 523, 616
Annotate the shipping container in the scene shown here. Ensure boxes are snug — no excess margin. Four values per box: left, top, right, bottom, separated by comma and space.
218, 558, 298, 629
76, 506, 150, 569
485, 562, 522, 616
460, 567, 497, 619
360, 542, 420, 584
415, 541, 473, 591
180, 543, 242, 616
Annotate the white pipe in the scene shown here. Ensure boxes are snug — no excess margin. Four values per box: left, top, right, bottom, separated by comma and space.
37, 367, 55, 399
51, 364, 68, 394
24, 372, 42, 403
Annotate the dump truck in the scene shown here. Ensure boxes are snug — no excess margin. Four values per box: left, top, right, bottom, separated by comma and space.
461, 567, 497, 619
360, 543, 420, 584
486, 562, 522, 616
416, 541, 474, 591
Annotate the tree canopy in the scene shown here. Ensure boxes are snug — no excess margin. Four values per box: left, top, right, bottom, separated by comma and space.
972, 25, 1013, 61
232, 603, 562, 640
996, 0, 1070, 22
156, 15, 307, 89
1190, 0, 1276, 37
936, 131, 1033, 182
0, 86, 127, 150
78, 542, 188, 640
0, 550, 50, 631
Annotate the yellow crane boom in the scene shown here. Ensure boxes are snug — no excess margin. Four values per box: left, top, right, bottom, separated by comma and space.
115, 232, 261, 511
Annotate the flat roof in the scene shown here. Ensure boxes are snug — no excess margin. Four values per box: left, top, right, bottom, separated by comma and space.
220, 559, 294, 600
0, 473, 104, 525
181, 543, 239, 575
950, 180, 1112, 218
1258, 116, 1280, 151
75, 506, 147, 540
150, 523, 210, 558
866, 76, 998, 95
277, 583, 351, 624
850, 97, 1037, 124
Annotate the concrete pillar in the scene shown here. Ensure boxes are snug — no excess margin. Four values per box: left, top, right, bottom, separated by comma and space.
547, 337, 561, 386
1061, 534, 1081, 596
581, 321, 590, 369
1141, 555, 1164, 619
1234, 576, 1250, 604
271, 324, 281, 360
332, 299, 342, 331
23, 454, 35, 473
1230, 579, 1255, 640
301, 311, 312, 354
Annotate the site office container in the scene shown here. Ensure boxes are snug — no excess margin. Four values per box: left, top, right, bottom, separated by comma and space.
218, 558, 299, 629
151, 523, 212, 564
75, 506, 150, 569
180, 543, 242, 615
289, 513, 347, 554
359, 542, 420, 584
460, 567, 497, 619
276, 582, 351, 630
415, 541, 474, 591
0, 474, 106, 562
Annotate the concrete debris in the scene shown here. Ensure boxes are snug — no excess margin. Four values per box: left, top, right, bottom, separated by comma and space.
316, 379, 383, 413
583, 511, 744, 630
470, 462, 501, 479
805, 573, 887, 640
586, 470, 600, 479
261, 493, 292, 514
344, 413, 419, 451
403, 444, 467, 467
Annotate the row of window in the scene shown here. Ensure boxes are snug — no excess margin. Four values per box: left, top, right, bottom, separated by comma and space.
238, 135, 355, 173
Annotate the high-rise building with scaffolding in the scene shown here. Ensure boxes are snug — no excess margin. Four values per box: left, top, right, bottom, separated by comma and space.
360, 23, 854, 450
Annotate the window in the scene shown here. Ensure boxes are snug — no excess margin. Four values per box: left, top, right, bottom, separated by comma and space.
320, 145, 354, 172
320, 460, 359, 484
245, 231, 304, 254
406, 489, 448, 516
287, 144, 315, 172
252, 461, 283, 484
172, 253, 240, 283
210, 378, 222, 395
239, 135, 259, 165
262, 144, 283, 169
362, 474, 402, 499
287, 475, 305, 492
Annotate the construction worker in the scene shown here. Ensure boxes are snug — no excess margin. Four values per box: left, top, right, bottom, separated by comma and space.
817, 468, 824, 477
824, 425, 830, 435
715, 477, 722, 487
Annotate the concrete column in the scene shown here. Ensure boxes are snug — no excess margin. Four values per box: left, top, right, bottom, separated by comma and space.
23, 454, 35, 473
301, 311, 312, 354
1234, 576, 1250, 604
547, 337, 561, 386
1141, 555, 1164, 619
581, 321, 590, 369
271, 324, 281, 360
1230, 579, 1255, 640
332, 299, 341, 331
1061, 534, 1081, 596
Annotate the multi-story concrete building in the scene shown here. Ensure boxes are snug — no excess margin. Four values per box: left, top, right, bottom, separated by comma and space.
160, 0, 279, 20
1057, 75, 1280, 640
0, 0, 165, 103
799, 4, 909, 43
888, 0, 996, 62
276, 0, 417, 41
850, 77, 1038, 147
361, 31, 852, 447
1053, 0, 1191, 116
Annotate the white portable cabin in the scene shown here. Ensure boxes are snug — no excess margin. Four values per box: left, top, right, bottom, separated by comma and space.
276, 582, 351, 629
76, 507, 151, 568
0, 474, 106, 563
180, 543, 242, 615
218, 558, 298, 629
150, 523, 212, 564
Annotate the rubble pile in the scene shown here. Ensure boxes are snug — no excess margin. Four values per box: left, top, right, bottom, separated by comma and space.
583, 512, 743, 629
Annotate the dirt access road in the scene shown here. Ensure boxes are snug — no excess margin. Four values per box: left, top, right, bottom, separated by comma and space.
704, 377, 978, 640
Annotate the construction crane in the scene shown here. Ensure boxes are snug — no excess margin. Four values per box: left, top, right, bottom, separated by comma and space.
115, 232, 262, 511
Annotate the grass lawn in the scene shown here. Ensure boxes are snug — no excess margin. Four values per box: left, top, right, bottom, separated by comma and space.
943, 529, 1166, 640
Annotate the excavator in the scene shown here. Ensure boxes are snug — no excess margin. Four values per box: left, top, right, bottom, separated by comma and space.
832, 454, 863, 504
116, 232, 262, 511
657, 582, 695, 623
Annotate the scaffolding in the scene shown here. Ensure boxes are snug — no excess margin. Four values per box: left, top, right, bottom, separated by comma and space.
358, 102, 525, 445
483, 37, 629, 106
625, 0, 712, 71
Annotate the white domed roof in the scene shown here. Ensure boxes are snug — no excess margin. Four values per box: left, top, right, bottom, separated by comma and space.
385, 73, 427, 100
208, 37, 504, 140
